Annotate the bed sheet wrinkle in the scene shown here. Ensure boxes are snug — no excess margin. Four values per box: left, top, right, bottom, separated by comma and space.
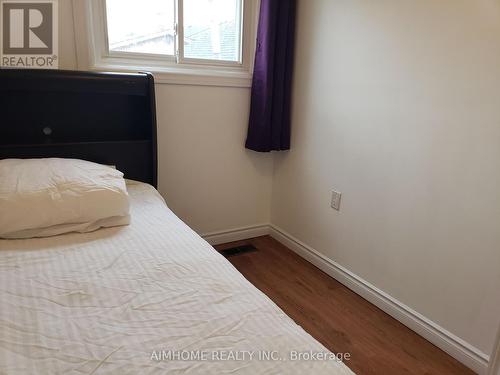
0, 181, 355, 375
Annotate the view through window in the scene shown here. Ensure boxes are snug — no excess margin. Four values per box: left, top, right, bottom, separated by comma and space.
106, 0, 242, 63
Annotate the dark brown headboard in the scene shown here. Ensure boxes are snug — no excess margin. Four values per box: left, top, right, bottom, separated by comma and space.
0, 69, 158, 187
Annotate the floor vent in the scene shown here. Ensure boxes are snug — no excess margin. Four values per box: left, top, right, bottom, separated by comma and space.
220, 244, 257, 257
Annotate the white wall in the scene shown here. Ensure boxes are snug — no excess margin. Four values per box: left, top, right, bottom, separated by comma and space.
490, 325, 500, 375
58, 1, 77, 69
59, 1, 273, 235
272, 0, 500, 357
155, 84, 273, 234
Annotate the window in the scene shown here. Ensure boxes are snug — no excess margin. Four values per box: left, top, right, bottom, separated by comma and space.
182, 0, 242, 62
106, 0, 176, 56
75, 0, 258, 86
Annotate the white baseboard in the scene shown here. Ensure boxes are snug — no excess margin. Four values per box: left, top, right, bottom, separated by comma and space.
269, 224, 489, 375
202, 224, 270, 245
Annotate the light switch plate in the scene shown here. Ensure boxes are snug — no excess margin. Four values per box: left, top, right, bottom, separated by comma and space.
331, 190, 342, 211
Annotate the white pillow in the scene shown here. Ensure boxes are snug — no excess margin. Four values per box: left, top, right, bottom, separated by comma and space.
0, 158, 130, 239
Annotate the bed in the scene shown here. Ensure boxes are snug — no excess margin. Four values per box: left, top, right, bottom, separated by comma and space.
0, 70, 354, 375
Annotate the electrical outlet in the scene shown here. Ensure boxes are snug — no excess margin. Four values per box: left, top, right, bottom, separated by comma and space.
331, 190, 342, 211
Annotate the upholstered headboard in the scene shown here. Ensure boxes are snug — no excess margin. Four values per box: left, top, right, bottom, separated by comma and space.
0, 69, 158, 187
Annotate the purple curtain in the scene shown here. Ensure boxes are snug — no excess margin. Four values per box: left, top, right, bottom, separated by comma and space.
245, 0, 297, 152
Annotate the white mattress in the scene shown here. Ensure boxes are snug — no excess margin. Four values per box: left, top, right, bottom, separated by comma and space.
0, 181, 354, 375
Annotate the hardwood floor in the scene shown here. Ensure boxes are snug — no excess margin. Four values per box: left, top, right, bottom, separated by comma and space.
215, 236, 475, 375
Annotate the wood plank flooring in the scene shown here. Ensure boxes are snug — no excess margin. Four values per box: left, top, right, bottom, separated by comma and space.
215, 236, 475, 375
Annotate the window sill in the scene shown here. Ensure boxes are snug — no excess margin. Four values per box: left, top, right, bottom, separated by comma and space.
89, 62, 253, 88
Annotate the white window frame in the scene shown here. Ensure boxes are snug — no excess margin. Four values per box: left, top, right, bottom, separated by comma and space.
72, 0, 259, 87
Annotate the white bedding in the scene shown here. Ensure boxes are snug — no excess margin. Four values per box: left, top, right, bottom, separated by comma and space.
0, 158, 130, 239
0, 181, 354, 375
